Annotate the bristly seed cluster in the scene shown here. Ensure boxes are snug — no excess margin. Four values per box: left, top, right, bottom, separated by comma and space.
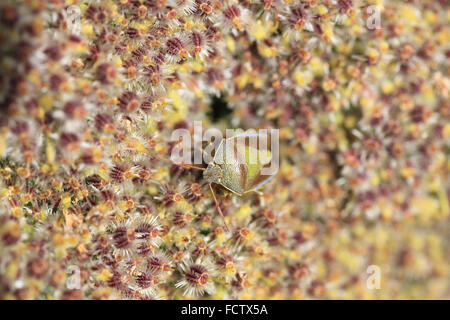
0, 0, 449, 300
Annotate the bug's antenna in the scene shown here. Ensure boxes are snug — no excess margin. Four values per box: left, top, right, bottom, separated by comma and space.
158, 158, 205, 171
209, 183, 230, 232
176, 163, 206, 171
180, 163, 206, 171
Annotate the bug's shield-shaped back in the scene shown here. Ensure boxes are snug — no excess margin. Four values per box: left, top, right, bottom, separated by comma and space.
216, 131, 278, 194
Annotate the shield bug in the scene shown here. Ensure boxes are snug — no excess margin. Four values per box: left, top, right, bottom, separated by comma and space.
170, 131, 279, 231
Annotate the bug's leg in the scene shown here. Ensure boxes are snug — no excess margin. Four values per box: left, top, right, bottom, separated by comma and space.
255, 191, 265, 206
209, 183, 230, 232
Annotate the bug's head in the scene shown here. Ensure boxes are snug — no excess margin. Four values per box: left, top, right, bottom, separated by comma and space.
203, 163, 223, 184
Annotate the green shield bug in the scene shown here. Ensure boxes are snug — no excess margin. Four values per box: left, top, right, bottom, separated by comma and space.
171, 131, 279, 231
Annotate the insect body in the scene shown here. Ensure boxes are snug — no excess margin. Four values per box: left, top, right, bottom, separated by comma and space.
204, 132, 278, 195
174, 132, 278, 231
